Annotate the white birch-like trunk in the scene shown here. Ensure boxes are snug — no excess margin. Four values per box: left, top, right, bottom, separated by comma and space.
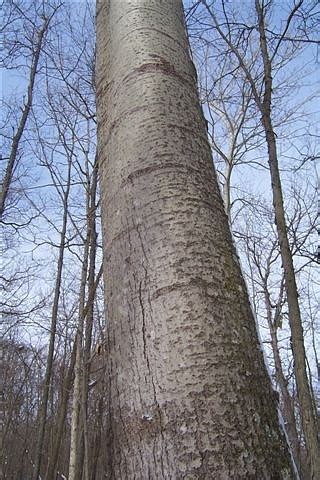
96, 1, 296, 478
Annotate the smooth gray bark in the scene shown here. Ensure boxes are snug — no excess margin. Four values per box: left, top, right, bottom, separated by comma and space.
96, 1, 296, 478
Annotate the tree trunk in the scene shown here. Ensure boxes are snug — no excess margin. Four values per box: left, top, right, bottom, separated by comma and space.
264, 287, 301, 475
68, 156, 99, 480
255, 2, 320, 478
33, 156, 72, 480
68, 247, 89, 480
45, 340, 77, 480
90, 394, 104, 480
223, 159, 233, 218
81, 160, 99, 480
96, 1, 296, 478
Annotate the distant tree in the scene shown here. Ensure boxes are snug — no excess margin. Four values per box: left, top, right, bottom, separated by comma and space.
0, 0, 61, 217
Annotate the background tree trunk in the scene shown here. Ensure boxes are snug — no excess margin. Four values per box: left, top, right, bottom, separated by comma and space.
255, 2, 320, 477
33, 154, 72, 480
45, 340, 77, 480
96, 1, 296, 478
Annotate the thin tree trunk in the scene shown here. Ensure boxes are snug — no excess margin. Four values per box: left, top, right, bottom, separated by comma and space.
81, 160, 99, 480
96, 1, 296, 477
45, 340, 77, 480
68, 246, 90, 480
264, 285, 301, 474
223, 159, 233, 217
255, 2, 320, 477
33, 158, 72, 480
69, 160, 99, 480
90, 395, 104, 480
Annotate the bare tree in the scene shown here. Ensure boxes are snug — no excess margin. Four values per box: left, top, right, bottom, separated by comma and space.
1, 3, 104, 479
32, 96, 75, 480
96, 0, 296, 477
0, 0, 61, 217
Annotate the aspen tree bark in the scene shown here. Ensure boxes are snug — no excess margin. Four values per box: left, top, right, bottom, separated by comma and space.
96, 1, 296, 478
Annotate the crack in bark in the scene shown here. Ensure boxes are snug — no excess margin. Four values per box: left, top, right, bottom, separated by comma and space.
135, 219, 169, 476
138, 279, 149, 370
114, 337, 130, 479
107, 325, 115, 479
136, 224, 149, 266
150, 374, 167, 478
